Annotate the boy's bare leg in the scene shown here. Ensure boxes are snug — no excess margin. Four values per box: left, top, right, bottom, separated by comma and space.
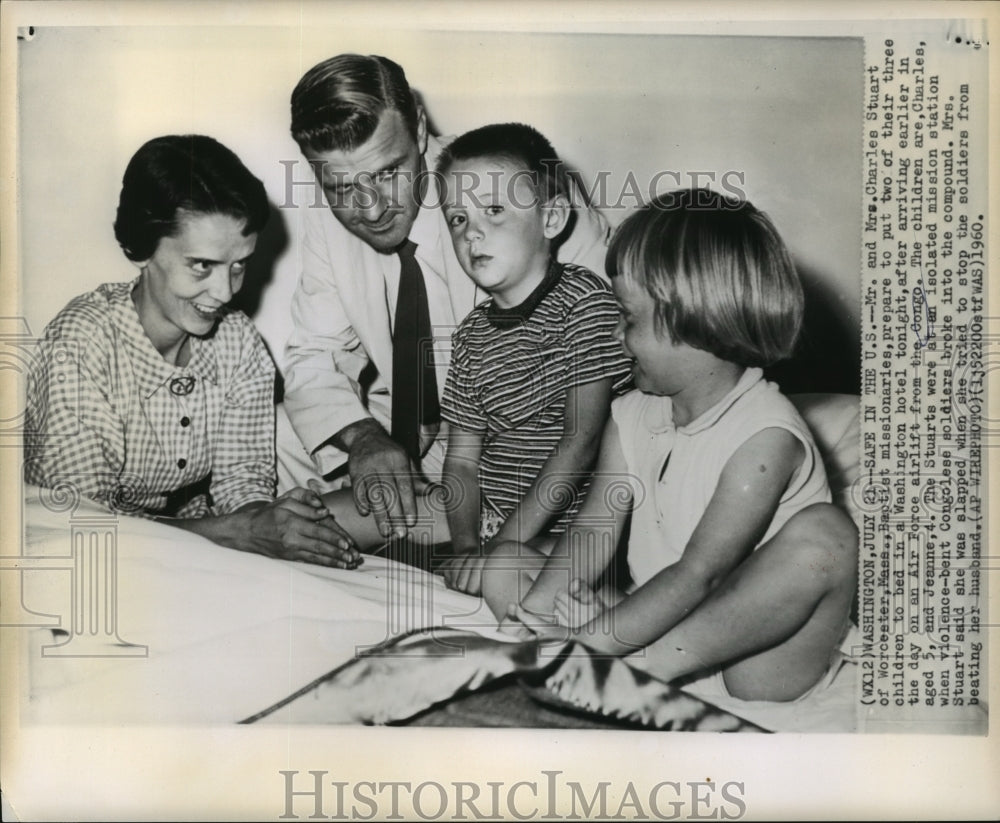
320, 485, 454, 553
632, 503, 858, 702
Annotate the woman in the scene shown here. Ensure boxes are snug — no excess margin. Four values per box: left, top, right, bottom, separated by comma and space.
24, 135, 360, 568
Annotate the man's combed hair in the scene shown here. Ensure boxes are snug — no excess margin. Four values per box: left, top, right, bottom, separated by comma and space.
607, 188, 804, 368
290, 54, 419, 154
436, 122, 570, 203
113, 134, 269, 262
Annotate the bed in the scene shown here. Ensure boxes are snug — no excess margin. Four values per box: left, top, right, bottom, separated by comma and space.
11, 394, 864, 732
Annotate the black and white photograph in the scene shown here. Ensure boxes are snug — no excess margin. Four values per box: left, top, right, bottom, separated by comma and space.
0, 2, 995, 820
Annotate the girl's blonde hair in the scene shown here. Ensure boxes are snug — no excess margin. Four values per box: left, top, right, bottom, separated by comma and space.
607, 188, 803, 367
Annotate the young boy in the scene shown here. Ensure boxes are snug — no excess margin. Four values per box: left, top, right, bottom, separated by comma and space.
434, 123, 632, 594
320, 123, 630, 588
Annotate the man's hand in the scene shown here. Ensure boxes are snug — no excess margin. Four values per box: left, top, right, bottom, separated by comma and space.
337, 419, 426, 538
242, 487, 362, 568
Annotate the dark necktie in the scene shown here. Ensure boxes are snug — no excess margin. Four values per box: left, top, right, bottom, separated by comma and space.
390, 239, 440, 462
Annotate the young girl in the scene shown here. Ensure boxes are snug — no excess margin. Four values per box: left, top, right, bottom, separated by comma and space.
485, 188, 858, 703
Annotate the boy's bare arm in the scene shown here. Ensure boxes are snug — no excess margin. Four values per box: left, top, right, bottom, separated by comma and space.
490, 378, 613, 548
517, 415, 632, 617
441, 425, 484, 555
572, 427, 804, 655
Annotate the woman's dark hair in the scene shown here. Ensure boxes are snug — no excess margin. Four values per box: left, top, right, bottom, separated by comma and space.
113, 135, 269, 262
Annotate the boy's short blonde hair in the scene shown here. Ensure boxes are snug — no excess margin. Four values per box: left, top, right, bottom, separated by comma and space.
607, 188, 803, 367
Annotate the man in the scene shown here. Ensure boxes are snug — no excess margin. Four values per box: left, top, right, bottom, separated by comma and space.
280, 53, 610, 541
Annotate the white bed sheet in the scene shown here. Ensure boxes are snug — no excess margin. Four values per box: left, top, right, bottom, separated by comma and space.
17, 486, 500, 724
15, 486, 881, 732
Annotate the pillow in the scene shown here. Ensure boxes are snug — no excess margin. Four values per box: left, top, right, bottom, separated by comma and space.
789, 393, 861, 526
